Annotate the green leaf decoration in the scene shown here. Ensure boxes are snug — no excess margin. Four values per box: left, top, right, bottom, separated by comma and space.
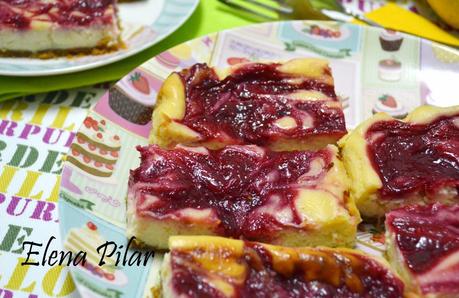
129, 72, 141, 82
379, 94, 389, 101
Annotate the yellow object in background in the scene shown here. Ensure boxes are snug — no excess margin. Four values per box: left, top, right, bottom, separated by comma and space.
360, 3, 459, 47
427, 0, 459, 29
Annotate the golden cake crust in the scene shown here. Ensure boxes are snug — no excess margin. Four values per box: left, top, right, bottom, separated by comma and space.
161, 236, 407, 298
0, 0, 122, 56
127, 144, 360, 250
339, 105, 459, 218
150, 58, 346, 151
0, 43, 123, 58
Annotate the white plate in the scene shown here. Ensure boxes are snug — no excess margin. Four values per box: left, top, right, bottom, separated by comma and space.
0, 0, 199, 76
58, 21, 459, 297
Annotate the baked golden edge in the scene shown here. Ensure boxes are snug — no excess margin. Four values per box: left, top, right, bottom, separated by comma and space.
160, 236, 415, 298
149, 58, 341, 151
126, 144, 360, 250
338, 105, 459, 218
0, 6, 124, 59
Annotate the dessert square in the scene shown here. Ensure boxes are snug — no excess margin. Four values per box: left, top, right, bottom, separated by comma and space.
127, 144, 360, 250
161, 236, 406, 298
0, 0, 121, 56
386, 204, 459, 297
339, 105, 459, 218
150, 58, 347, 151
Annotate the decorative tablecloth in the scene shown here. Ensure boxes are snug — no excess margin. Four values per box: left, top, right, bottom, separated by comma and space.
0, 87, 106, 298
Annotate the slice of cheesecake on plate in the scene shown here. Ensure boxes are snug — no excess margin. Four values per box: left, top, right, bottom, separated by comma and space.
150, 58, 347, 151
0, 0, 122, 57
386, 204, 459, 298
127, 144, 360, 250
339, 105, 459, 218
161, 236, 406, 298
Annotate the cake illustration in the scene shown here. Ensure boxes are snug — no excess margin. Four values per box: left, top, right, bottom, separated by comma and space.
155, 44, 194, 70
378, 58, 402, 81
379, 29, 404, 51
64, 221, 117, 281
109, 69, 160, 125
305, 23, 342, 38
68, 116, 121, 177
156, 51, 181, 69
372, 94, 407, 118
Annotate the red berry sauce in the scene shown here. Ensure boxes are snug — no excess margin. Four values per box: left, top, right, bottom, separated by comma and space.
365, 114, 459, 199
175, 63, 346, 146
386, 204, 459, 294
170, 241, 405, 298
0, 0, 116, 30
130, 144, 335, 240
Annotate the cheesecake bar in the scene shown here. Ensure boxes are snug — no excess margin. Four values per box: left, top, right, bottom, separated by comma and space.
386, 204, 459, 298
0, 0, 121, 56
150, 58, 347, 151
339, 105, 459, 218
127, 144, 360, 250
161, 236, 406, 298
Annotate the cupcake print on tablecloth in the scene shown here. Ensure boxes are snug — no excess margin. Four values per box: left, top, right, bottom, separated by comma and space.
378, 58, 402, 81
68, 116, 121, 178
109, 69, 161, 125
379, 30, 404, 52
372, 94, 407, 118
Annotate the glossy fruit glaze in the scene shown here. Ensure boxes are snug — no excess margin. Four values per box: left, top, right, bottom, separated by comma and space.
365, 114, 459, 199
176, 63, 346, 145
130, 144, 334, 239
387, 204, 459, 294
170, 241, 405, 298
0, 0, 115, 30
